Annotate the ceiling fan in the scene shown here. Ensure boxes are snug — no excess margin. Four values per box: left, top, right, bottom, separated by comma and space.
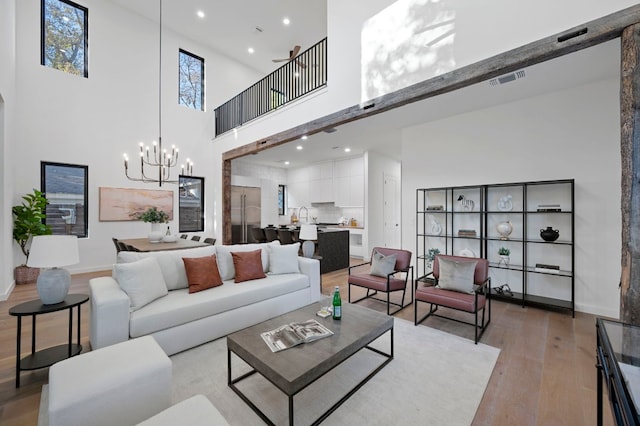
272, 45, 307, 69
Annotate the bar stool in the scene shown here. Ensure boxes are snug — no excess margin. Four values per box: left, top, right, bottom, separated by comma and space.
277, 229, 295, 244
251, 227, 267, 243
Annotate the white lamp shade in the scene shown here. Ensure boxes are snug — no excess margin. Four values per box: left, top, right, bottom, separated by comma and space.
27, 235, 80, 268
298, 224, 317, 241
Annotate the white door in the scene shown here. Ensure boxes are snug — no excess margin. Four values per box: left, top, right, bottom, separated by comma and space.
383, 174, 401, 248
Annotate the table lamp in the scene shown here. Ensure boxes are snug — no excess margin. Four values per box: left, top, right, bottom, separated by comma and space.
298, 224, 318, 258
27, 235, 79, 305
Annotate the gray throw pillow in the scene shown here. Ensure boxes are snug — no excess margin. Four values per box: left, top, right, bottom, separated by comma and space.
437, 257, 478, 293
370, 250, 397, 277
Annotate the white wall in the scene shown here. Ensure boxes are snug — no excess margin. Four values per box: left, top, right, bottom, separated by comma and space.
211, 1, 638, 264
0, 0, 17, 299
402, 78, 621, 317
11, 0, 261, 275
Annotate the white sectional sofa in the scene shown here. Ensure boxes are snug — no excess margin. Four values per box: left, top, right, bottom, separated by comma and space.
89, 241, 321, 355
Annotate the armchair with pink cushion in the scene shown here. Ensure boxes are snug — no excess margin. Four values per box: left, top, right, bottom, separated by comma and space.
414, 254, 491, 344
348, 247, 413, 315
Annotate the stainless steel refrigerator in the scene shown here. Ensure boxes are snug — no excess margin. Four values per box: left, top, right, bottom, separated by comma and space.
231, 186, 261, 244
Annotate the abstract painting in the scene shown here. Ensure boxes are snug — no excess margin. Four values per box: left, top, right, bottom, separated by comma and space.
99, 187, 174, 221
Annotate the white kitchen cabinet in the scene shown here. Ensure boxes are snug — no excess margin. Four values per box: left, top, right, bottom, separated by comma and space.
333, 157, 364, 207
287, 180, 309, 208
309, 162, 334, 203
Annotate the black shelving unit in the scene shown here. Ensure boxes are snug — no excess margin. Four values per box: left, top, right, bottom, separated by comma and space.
416, 179, 575, 316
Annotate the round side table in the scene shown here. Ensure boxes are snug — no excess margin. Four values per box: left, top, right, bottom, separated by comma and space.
9, 293, 89, 387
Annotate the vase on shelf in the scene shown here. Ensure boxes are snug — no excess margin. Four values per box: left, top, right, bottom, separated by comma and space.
540, 226, 559, 242
148, 223, 164, 243
496, 221, 513, 240
498, 255, 510, 267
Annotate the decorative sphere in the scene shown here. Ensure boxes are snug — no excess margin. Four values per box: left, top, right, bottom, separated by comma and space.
496, 221, 513, 240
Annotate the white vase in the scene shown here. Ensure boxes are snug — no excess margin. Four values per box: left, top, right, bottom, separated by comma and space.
148, 223, 164, 243
496, 221, 513, 240
498, 255, 510, 267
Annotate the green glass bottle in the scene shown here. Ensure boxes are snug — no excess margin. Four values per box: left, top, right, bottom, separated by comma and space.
332, 286, 342, 320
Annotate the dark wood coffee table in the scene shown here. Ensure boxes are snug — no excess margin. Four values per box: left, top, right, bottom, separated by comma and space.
227, 301, 393, 426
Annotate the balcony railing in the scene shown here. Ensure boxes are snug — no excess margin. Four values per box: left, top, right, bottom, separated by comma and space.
215, 38, 327, 136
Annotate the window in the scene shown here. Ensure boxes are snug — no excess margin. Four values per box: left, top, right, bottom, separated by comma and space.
278, 185, 286, 215
271, 89, 286, 109
41, 162, 88, 237
41, 0, 88, 77
179, 175, 204, 232
179, 49, 204, 111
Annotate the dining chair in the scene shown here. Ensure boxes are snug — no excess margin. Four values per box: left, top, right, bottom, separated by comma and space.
264, 228, 279, 242
277, 229, 295, 244
251, 227, 267, 243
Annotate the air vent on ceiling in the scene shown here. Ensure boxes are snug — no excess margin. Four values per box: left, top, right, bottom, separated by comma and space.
489, 69, 526, 86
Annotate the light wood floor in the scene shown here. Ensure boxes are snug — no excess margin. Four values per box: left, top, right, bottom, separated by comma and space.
0, 262, 614, 426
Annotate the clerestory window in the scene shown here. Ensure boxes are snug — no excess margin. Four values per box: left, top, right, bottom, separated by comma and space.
41, 0, 88, 78
179, 49, 205, 111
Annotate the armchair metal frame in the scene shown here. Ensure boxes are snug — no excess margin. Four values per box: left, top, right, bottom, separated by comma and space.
348, 247, 414, 316
414, 255, 491, 344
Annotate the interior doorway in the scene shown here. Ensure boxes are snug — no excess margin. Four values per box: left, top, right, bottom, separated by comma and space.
383, 173, 401, 248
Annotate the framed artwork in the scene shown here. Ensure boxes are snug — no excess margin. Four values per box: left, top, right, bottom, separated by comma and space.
179, 175, 204, 232
278, 184, 286, 215
41, 161, 89, 237
99, 187, 173, 221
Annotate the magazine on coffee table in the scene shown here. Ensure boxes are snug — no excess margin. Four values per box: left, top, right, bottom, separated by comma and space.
261, 319, 334, 352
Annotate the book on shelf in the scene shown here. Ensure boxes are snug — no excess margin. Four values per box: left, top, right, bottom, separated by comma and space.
537, 204, 562, 212
534, 263, 561, 274
426, 205, 444, 211
260, 319, 333, 352
458, 229, 477, 237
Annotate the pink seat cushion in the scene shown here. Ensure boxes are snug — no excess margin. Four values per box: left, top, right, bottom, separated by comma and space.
348, 273, 407, 292
415, 286, 486, 313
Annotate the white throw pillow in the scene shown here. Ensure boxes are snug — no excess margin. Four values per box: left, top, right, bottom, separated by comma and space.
114, 257, 168, 311
268, 243, 300, 274
216, 241, 278, 281
370, 250, 397, 277
437, 257, 478, 294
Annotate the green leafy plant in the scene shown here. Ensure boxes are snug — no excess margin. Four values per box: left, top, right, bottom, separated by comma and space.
137, 207, 170, 224
498, 247, 511, 256
12, 189, 52, 263
427, 248, 441, 262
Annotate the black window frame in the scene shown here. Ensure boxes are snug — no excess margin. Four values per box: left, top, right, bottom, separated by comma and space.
41, 161, 89, 238
278, 184, 286, 215
41, 0, 89, 78
179, 175, 205, 232
178, 48, 205, 111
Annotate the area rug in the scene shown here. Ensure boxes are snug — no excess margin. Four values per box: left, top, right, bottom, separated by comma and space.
39, 319, 499, 425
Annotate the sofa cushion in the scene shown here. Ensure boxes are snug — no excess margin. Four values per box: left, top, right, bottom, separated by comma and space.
117, 246, 217, 291
183, 255, 223, 293
129, 273, 311, 337
268, 242, 300, 274
114, 257, 168, 312
232, 250, 267, 283
215, 242, 278, 281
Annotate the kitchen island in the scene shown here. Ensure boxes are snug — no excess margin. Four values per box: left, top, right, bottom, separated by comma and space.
316, 228, 350, 273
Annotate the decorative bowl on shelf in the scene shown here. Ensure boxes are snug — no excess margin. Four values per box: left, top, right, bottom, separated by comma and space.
540, 227, 559, 242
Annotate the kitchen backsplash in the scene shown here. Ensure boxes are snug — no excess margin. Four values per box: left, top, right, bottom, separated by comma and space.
279, 205, 364, 227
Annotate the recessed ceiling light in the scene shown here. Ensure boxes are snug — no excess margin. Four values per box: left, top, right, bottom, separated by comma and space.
284, 161, 290, 165
196, 10, 205, 18
248, 47, 255, 54
283, 17, 290, 25
296, 145, 303, 150
301, 135, 308, 140
344, 148, 351, 153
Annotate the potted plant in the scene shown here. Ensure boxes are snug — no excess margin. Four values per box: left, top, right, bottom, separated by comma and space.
426, 248, 441, 268
12, 189, 52, 284
137, 207, 170, 242
498, 247, 511, 266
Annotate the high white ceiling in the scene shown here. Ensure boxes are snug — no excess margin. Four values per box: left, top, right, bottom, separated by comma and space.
108, 1, 620, 169
109, 0, 327, 75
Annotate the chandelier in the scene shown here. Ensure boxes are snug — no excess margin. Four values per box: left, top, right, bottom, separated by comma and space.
123, 0, 193, 186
